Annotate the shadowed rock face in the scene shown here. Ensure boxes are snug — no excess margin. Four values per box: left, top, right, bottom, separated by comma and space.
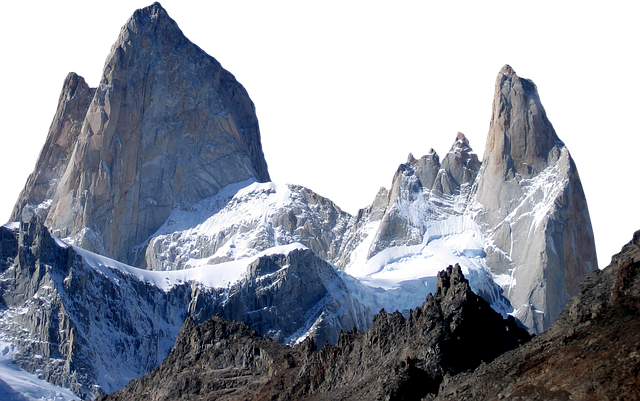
435, 230, 640, 401
11, 2, 269, 265
0, 220, 370, 397
0, 219, 194, 398
99, 265, 530, 401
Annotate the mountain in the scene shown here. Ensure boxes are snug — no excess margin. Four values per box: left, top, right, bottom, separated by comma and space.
1, 2, 599, 398
473, 64, 597, 333
98, 265, 530, 401
5, 0, 637, 264
10, 2, 269, 266
0, 219, 370, 398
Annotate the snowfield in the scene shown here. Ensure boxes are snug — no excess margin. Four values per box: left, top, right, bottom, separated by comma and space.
0, 341, 79, 401
74, 241, 308, 291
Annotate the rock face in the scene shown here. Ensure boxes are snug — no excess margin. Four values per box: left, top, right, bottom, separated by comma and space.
434, 230, 640, 400
0, 220, 370, 397
0, 219, 194, 398
188, 248, 372, 348
8, 0, 595, 343
11, 2, 269, 265
3, 4, 599, 395
473, 64, 597, 333
99, 265, 530, 401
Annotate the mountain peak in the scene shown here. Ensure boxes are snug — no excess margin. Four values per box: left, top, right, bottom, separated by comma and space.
123, 2, 178, 36
481, 64, 562, 180
499, 63, 516, 77
12, 2, 270, 265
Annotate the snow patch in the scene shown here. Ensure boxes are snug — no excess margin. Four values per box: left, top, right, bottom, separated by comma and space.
0, 341, 79, 401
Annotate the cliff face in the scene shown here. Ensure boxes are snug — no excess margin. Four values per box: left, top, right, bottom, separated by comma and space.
472, 65, 597, 333
0, 219, 194, 398
0, 219, 370, 397
99, 265, 529, 401
11, 2, 269, 265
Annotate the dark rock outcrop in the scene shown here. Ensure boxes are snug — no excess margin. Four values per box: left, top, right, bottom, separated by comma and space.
434, 230, 640, 400
100, 265, 530, 400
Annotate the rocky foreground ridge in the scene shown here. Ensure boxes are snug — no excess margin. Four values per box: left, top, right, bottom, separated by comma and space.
100, 231, 640, 401
434, 230, 640, 400
99, 265, 530, 401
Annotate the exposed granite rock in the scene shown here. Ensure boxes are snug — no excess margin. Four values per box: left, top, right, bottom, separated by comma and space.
472, 65, 597, 333
11, 2, 270, 265
100, 265, 530, 401
434, 230, 640, 400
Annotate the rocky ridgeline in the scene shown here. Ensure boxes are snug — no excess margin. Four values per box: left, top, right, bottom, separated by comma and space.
97, 232, 640, 401
0, 220, 370, 397
99, 265, 530, 401
434, 230, 640, 400
0, 219, 193, 397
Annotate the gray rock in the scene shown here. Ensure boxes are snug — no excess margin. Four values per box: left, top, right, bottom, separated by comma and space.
188, 248, 372, 348
0, 219, 371, 397
11, 3, 270, 265
473, 65, 597, 333
434, 230, 640, 401
0, 220, 193, 398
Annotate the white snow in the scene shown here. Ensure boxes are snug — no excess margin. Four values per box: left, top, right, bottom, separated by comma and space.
344, 184, 510, 317
74, 242, 308, 291
1, 222, 20, 231
0, 341, 79, 401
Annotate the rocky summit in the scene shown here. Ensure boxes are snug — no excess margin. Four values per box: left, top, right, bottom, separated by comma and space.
11, 2, 269, 266
1, 2, 603, 399
473, 64, 597, 333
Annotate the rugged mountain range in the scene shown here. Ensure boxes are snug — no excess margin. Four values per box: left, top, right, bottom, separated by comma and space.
98, 230, 640, 401
1, 2, 599, 399
98, 265, 531, 401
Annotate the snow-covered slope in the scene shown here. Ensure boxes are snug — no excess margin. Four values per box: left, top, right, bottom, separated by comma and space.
139, 137, 511, 321
0, 220, 370, 398
0, 341, 79, 401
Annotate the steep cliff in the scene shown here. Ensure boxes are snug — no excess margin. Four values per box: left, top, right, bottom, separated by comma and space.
0, 219, 195, 398
473, 64, 597, 333
11, 2, 269, 265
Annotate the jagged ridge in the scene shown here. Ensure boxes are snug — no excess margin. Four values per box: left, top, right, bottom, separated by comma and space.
99, 265, 530, 401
